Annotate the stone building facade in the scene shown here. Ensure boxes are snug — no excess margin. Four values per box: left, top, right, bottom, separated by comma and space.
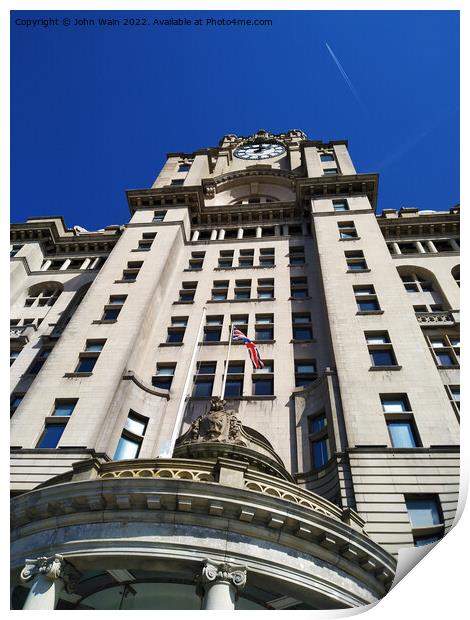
10, 129, 460, 610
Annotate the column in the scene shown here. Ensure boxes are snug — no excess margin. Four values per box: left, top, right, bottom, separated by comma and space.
21, 554, 80, 610
211, 229, 218, 241
41, 259, 52, 271
414, 241, 426, 254
237, 228, 244, 239
198, 560, 247, 610
425, 240, 438, 253
390, 242, 401, 255
218, 229, 225, 240
449, 238, 460, 251
191, 230, 200, 242
282, 224, 289, 236
301, 222, 308, 235
274, 224, 281, 237
80, 257, 92, 270
255, 226, 262, 238
59, 259, 71, 271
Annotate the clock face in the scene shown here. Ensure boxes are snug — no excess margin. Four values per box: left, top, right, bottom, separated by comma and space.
234, 142, 286, 160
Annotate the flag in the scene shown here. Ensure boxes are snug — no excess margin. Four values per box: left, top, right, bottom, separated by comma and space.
232, 327, 264, 369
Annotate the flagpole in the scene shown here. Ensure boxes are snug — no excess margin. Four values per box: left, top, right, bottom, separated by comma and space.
160, 305, 207, 458
220, 323, 233, 399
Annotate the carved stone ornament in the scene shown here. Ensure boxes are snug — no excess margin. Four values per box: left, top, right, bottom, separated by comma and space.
182, 397, 247, 446
203, 182, 217, 199
200, 559, 247, 592
20, 554, 81, 593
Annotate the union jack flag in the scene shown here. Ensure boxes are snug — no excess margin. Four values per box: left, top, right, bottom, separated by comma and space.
232, 327, 264, 369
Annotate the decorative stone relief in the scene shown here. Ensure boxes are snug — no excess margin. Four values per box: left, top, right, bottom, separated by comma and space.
181, 397, 247, 447
21, 554, 80, 593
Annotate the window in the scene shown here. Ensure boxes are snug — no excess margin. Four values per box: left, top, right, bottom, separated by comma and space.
211, 280, 228, 301
178, 163, 191, 172
188, 251, 205, 270
380, 394, 420, 448
235, 279, 251, 300
179, 281, 197, 302
166, 316, 188, 343
121, 261, 143, 282
52, 399, 78, 417
295, 360, 317, 387
27, 348, 52, 374
135, 232, 156, 251
354, 285, 381, 312
290, 277, 308, 299
366, 332, 399, 368
36, 423, 66, 449
101, 295, 127, 321
193, 362, 216, 397
224, 361, 244, 397
345, 250, 368, 271
114, 411, 148, 460
204, 316, 223, 342
255, 314, 274, 340
10, 349, 21, 366
292, 313, 313, 340
288, 224, 302, 236
171, 179, 184, 186
405, 496, 444, 546
447, 385, 460, 417
427, 334, 459, 367
257, 278, 274, 300
256, 360, 273, 374
25, 285, 62, 308
152, 363, 176, 390
153, 210, 167, 222
308, 412, 330, 468
231, 315, 248, 337
10, 393, 24, 416
399, 272, 434, 293
333, 199, 349, 212
288, 246, 305, 265
324, 168, 338, 175
259, 248, 275, 267
218, 250, 233, 269
252, 377, 274, 396
239, 249, 254, 268
320, 153, 335, 162
338, 221, 358, 240
10, 244, 23, 257
74, 340, 105, 373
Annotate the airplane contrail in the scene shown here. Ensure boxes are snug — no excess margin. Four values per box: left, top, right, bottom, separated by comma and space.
325, 42, 366, 112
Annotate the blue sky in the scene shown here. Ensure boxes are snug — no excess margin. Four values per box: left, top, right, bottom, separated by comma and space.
11, 10, 459, 230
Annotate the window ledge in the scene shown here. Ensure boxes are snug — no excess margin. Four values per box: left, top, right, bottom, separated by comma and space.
288, 296, 312, 301
198, 340, 276, 346
159, 342, 184, 347
131, 248, 151, 252
45, 416, 71, 424
92, 319, 118, 324
173, 301, 195, 305
369, 365, 402, 372
339, 237, 361, 241
347, 269, 371, 273
288, 263, 307, 267
207, 298, 276, 304
356, 310, 384, 315
64, 372, 94, 378
229, 395, 277, 401
114, 279, 136, 284
214, 265, 276, 271
436, 365, 460, 370
183, 268, 203, 272
291, 339, 317, 344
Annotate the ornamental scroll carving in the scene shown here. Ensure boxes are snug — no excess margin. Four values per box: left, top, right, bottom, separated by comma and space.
200, 559, 247, 592
181, 397, 247, 447
20, 554, 81, 593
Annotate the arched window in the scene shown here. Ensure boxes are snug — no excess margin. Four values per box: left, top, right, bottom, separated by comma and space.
396, 266, 450, 313
24, 282, 63, 307
452, 265, 460, 287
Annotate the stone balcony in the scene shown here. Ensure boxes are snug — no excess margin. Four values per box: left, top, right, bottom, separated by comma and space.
10, 324, 36, 344
416, 310, 460, 326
